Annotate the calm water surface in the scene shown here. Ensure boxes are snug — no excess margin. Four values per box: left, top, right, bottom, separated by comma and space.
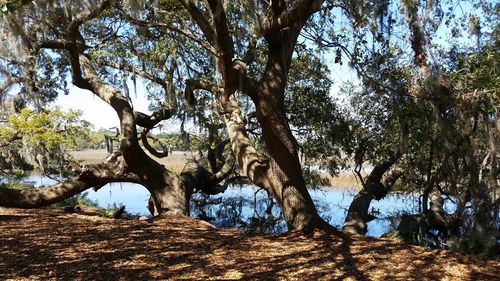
24, 175, 436, 237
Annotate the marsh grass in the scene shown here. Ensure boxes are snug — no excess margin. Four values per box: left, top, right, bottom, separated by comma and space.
70, 149, 194, 168
70, 149, 363, 189
324, 173, 365, 189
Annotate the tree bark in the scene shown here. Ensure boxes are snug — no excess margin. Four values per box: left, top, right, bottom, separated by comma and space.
219, 94, 330, 232
0, 163, 140, 208
343, 155, 402, 235
255, 96, 327, 232
183, 0, 334, 233
251, 23, 332, 232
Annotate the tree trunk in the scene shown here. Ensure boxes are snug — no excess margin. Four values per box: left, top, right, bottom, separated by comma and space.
342, 190, 377, 235
257, 98, 326, 232
343, 155, 402, 234
219, 92, 329, 232
180, 0, 332, 233
145, 168, 189, 215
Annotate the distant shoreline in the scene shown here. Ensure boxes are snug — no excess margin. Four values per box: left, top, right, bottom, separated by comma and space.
69, 149, 363, 189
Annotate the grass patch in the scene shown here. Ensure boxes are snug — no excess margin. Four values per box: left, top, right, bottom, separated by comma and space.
0, 171, 32, 190
49, 192, 98, 208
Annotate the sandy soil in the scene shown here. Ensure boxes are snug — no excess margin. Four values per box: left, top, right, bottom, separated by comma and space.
0, 207, 498, 280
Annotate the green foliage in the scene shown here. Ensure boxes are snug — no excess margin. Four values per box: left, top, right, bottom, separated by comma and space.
0, 107, 92, 173
148, 132, 204, 152
0, 0, 31, 13
346, 5, 499, 252
76, 129, 120, 150
0, 171, 30, 190
302, 167, 330, 188
286, 48, 351, 178
448, 43, 499, 104
6, 107, 92, 150
49, 192, 98, 208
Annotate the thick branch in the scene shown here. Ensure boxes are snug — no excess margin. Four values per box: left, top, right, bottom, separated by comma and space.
343, 153, 403, 234
261, 0, 322, 32
178, 0, 216, 45
180, 157, 233, 196
134, 108, 174, 129
182, 79, 268, 182
364, 153, 403, 200
0, 163, 140, 208
140, 127, 169, 158
206, 0, 236, 88
184, 78, 220, 105
213, 156, 234, 183
69, 51, 147, 167
35, 39, 76, 51
223, 95, 269, 180
234, 60, 259, 101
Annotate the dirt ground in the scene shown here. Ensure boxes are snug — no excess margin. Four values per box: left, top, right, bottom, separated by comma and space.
0, 207, 498, 281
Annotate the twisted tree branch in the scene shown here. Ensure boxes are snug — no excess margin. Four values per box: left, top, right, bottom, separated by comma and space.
0, 163, 140, 208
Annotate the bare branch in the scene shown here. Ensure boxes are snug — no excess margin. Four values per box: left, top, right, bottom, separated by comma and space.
213, 154, 234, 182
354, 163, 366, 187
35, 39, 76, 50
99, 60, 168, 87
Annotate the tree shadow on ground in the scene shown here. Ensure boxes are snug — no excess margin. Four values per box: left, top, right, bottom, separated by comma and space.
0, 208, 497, 280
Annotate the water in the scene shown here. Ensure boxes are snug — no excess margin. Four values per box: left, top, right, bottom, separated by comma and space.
22, 175, 151, 215
20, 174, 434, 237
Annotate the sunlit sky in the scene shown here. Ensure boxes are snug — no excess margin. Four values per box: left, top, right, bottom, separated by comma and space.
57, 84, 150, 130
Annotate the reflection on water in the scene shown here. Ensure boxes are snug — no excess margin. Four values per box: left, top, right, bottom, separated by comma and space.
22, 175, 423, 237
190, 187, 287, 233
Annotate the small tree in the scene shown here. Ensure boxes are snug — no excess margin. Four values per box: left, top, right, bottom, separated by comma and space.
0, 107, 91, 175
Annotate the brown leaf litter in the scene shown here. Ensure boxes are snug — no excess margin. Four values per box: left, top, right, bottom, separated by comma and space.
0, 207, 498, 280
